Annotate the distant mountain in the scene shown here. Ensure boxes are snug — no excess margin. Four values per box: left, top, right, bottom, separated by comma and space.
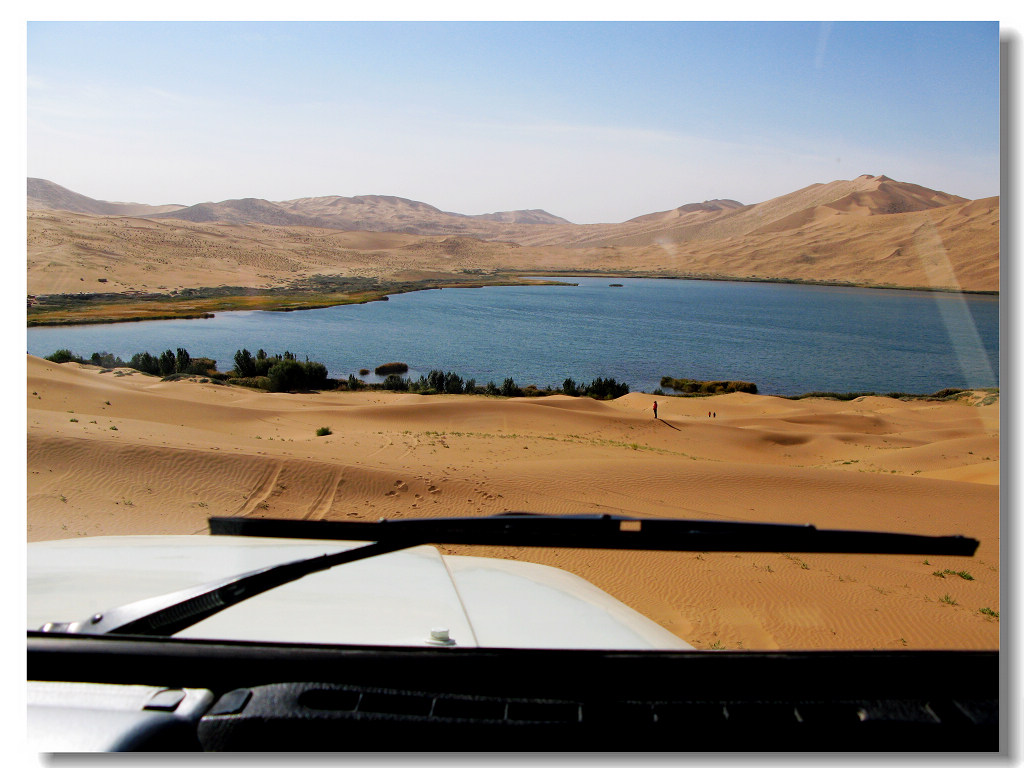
153, 193, 572, 237
27, 174, 971, 248
471, 209, 571, 225
27, 178, 186, 217
512, 175, 970, 248
151, 197, 319, 227
26, 173, 999, 295
626, 199, 746, 224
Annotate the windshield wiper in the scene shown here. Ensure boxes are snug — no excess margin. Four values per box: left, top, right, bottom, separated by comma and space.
209, 512, 978, 555
38, 539, 411, 637
39, 513, 977, 638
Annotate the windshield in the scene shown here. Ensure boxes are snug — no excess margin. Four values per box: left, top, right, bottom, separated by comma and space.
26, 20, 1000, 654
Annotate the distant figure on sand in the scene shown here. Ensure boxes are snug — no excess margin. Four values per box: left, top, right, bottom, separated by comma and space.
653, 401, 658, 419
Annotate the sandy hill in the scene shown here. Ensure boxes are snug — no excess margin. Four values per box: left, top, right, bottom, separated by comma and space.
27, 178, 186, 217
627, 199, 745, 224
26, 354, 999, 650
152, 197, 318, 227
514, 175, 970, 248
151, 192, 570, 238
26, 175, 1000, 296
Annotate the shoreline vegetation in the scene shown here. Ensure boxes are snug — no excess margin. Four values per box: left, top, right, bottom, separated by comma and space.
25, 275, 570, 327
42, 348, 998, 404
26, 271, 997, 327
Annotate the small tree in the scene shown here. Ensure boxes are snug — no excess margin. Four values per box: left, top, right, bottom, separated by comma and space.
234, 348, 257, 377
175, 348, 191, 374
424, 370, 446, 393
158, 350, 176, 376
267, 359, 305, 392
500, 377, 520, 398
443, 371, 464, 394
90, 351, 124, 368
129, 352, 160, 375
303, 361, 329, 389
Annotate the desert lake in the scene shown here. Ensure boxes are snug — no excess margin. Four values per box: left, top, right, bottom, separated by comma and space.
26, 278, 998, 396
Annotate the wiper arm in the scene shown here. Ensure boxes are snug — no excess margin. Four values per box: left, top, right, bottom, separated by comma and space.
39, 512, 977, 638
39, 539, 411, 637
210, 512, 979, 556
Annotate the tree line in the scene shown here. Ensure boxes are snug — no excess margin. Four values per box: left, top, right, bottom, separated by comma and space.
45, 347, 326, 393
45, 348, 216, 378
373, 371, 630, 399
43, 348, 632, 400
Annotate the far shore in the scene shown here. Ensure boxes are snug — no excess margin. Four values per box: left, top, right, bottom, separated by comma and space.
26, 271, 998, 327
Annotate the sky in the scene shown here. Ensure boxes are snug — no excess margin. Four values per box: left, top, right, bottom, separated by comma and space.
24, 18, 1004, 225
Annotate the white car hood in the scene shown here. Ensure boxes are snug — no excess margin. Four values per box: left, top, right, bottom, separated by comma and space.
27, 535, 692, 651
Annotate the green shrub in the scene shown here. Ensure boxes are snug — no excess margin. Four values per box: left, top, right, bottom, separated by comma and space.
375, 362, 409, 375
231, 376, 272, 390
660, 377, 757, 395
267, 359, 307, 392
930, 388, 967, 399
303, 361, 329, 389
316, 426, 332, 437
45, 349, 84, 364
185, 357, 217, 376
381, 374, 409, 391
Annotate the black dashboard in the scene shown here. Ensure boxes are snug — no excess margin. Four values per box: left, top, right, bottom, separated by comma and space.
27, 633, 1000, 752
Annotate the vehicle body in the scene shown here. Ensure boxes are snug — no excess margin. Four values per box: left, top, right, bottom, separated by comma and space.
27, 514, 999, 752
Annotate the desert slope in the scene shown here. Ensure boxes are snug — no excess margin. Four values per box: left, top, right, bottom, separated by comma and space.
28, 178, 185, 217
27, 174, 999, 301
27, 355, 999, 650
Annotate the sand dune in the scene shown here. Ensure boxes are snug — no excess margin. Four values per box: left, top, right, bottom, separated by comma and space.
27, 355, 999, 651
27, 174, 999, 305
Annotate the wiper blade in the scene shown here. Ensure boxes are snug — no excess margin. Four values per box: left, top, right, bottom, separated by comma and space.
39, 539, 410, 637
40, 512, 977, 638
210, 512, 979, 556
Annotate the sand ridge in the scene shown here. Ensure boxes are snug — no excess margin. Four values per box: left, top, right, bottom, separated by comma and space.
27, 355, 999, 650
27, 174, 999, 301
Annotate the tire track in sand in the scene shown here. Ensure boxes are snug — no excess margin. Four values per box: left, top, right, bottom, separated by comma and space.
234, 462, 283, 517
302, 467, 346, 520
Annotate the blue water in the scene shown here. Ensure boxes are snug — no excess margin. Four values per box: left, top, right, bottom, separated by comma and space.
25, 278, 999, 396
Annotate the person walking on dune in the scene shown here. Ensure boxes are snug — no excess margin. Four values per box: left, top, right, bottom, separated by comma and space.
653, 401, 658, 420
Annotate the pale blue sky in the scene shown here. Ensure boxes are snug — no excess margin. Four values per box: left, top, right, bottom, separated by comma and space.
27, 20, 1000, 223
